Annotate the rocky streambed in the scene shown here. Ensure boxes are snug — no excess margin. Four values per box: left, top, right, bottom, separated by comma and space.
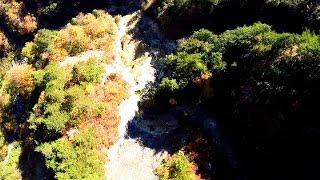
104, 2, 242, 180
104, 7, 182, 180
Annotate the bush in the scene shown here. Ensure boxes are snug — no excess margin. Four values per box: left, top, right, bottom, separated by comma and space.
22, 10, 116, 65
160, 78, 179, 92
72, 58, 104, 84
163, 52, 207, 89
29, 61, 129, 159
5, 64, 36, 98
158, 22, 320, 179
28, 63, 70, 132
0, 142, 22, 180
156, 151, 198, 180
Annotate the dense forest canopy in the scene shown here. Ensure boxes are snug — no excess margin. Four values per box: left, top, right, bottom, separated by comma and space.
148, 0, 320, 37
156, 23, 320, 178
1, 0, 320, 180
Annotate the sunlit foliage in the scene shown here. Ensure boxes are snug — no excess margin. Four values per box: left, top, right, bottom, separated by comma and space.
0, 130, 7, 160
0, 142, 22, 180
22, 10, 116, 67
5, 64, 35, 98
0, 0, 37, 34
0, 31, 11, 57
156, 151, 198, 180
29, 58, 129, 178
37, 130, 105, 180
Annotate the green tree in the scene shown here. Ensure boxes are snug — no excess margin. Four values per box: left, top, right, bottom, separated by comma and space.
72, 58, 104, 84
0, 143, 22, 180
37, 130, 105, 180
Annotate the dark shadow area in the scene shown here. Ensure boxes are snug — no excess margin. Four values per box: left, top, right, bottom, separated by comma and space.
146, 0, 319, 39
16, 88, 54, 179
125, 108, 186, 154
0, 16, 33, 51
179, 106, 247, 180
202, 92, 320, 180
136, 13, 177, 54
37, 0, 111, 30
104, 0, 142, 16
19, 141, 54, 180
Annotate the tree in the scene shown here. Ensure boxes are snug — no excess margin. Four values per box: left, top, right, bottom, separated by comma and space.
0, 143, 22, 180
37, 130, 105, 180
72, 58, 104, 84
21, 10, 117, 65
163, 52, 207, 89
0, 0, 37, 34
156, 151, 198, 180
0, 31, 11, 57
5, 64, 36, 98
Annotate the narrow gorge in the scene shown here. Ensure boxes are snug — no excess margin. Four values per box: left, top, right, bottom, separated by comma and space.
103, 9, 184, 180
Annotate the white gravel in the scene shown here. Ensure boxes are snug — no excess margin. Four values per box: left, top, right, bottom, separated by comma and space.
54, 11, 165, 180
3, 143, 13, 163
59, 50, 105, 67
105, 12, 166, 180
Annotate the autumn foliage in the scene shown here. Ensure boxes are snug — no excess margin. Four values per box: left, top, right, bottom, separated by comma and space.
5, 64, 35, 98
0, 31, 11, 57
0, 64, 35, 143
156, 151, 200, 180
22, 10, 117, 66
0, 0, 37, 34
28, 57, 130, 179
81, 75, 130, 148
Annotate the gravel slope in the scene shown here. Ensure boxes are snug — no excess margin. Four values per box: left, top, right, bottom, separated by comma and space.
105, 11, 181, 180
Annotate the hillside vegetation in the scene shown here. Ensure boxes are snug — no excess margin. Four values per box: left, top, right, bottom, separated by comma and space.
148, 0, 320, 37
1, 9, 129, 179
1, 0, 320, 180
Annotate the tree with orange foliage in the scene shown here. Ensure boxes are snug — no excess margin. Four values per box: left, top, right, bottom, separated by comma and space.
0, 0, 37, 34
0, 31, 11, 57
22, 10, 116, 65
5, 64, 35, 98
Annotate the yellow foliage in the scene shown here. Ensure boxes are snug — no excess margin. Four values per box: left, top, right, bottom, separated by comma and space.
22, 14, 37, 34
3, 121, 15, 131
23, 10, 117, 64
169, 98, 178, 105
0, 0, 37, 34
0, 31, 11, 56
192, 71, 214, 97
201, 71, 212, 80
5, 64, 35, 98
0, 130, 8, 160
70, 10, 116, 54
21, 42, 35, 60
55, 25, 90, 57
0, 94, 12, 124
156, 151, 199, 180
79, 75, 130, 148
201, 71, 214, 97
281, 45, 299, 57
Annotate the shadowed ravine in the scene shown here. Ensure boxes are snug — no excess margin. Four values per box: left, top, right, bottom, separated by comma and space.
1, 3, 242, 179
1, 1, 318, 180
103, 2, 244, 179
103, 7, 182, 180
